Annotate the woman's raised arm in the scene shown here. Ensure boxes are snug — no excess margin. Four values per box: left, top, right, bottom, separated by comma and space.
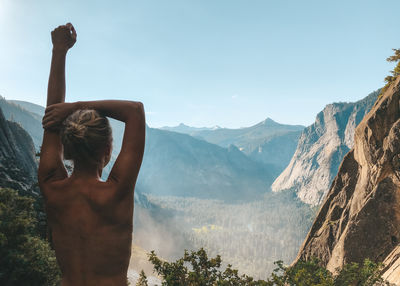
47, 23, 76, 106
39, 23, 76, 185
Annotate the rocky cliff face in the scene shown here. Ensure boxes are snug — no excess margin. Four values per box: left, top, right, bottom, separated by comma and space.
272, 91, 378, 205
0, 107, 37, 193
294, 76, 400, 277
0, 97, 43, 150
382, 246, 400, 284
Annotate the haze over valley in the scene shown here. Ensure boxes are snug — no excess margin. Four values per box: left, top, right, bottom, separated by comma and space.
0, 87, 380, 279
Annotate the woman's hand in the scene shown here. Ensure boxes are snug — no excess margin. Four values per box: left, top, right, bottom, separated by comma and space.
51, 23, 77, 52
42, 102, 76, 131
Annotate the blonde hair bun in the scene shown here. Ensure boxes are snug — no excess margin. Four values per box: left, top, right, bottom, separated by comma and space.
64, 121, 87, 141
60, 109, 112, 164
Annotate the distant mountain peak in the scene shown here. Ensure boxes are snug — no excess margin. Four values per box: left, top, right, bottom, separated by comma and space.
160, 123, 221, 134
227, 144, 240, 152
254, 117, 279, 127
262, 118, 277, 124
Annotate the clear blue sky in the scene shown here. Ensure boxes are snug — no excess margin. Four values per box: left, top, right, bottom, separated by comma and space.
0, 0, 399, 128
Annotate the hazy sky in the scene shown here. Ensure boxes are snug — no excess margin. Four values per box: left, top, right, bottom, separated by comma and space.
0, 0, 399, 128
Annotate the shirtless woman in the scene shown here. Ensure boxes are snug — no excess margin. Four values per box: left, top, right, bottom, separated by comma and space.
38, 23, 145, 286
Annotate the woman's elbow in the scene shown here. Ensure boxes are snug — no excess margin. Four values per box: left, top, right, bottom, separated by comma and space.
128, 101, 144, 112
128, 101, 145, 121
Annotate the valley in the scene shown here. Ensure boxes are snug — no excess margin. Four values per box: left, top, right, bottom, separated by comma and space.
0, 87, 386, 282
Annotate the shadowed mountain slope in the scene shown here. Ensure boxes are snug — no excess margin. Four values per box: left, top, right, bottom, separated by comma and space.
0, 97, 43, 150
0, 107, 37, 193
9, 100, 45, 116
162, 118, 304, 172
137, 127, 277, 201
1, 99, 275, 201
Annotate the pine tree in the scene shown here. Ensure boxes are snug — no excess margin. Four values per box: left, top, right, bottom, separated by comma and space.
0, 188, 60, 285
379, 48, 400, 98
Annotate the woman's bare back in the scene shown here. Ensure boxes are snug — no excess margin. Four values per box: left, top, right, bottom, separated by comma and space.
43, 177, 134, 286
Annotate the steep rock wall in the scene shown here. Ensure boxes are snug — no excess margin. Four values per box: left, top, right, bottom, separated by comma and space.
0, 107, 37, 193
272, 91, 378, 205
294, 76, 400, 275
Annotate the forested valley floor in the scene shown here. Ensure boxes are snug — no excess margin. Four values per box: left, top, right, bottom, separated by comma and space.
134, 190, 316, 279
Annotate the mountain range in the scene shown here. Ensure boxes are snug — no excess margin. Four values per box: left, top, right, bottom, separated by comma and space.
161, 123, 221, 133
1, 98, 301, 201
162, 118, 305, 172
137, 127, 276, 200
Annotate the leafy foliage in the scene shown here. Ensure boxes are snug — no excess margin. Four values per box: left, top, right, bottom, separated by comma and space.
136, 270, 149, 286
146, 248, 389, 286
333, 259, 388, 286
269, 259, 333, 285
0, 188, 60, 286
148, 248, 268, 285
379, 48, 400, 98
269, 258, 388, 286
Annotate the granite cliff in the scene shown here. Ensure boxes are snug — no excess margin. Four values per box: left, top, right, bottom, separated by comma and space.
0, 107, 37, 194
0, 97, 43, 150
294, 76, 400, 284
272, 90, 378, 205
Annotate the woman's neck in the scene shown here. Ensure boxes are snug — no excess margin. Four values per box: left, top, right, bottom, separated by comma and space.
72, 161, 103, 180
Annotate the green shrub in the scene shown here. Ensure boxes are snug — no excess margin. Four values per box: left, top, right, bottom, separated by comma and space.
0, 188, 60, 286
146, 248, 389, 286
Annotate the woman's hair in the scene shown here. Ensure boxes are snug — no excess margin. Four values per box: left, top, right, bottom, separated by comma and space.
60, 109, 112, 165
